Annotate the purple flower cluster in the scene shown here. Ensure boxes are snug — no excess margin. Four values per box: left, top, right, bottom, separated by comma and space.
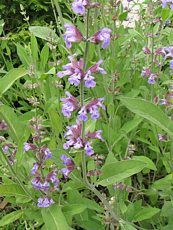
78, 98, 105, 121
57, 56, 106, 88
24, 142, 59, 207
161, 0, 173, 10
141, 67, 158, 85
57, 0, 111, 160
141, 46, 165, 85
63, 120, 104, 156
62, 23, 112, 50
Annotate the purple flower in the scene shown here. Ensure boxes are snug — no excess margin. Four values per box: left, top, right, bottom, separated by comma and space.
141, 67, 151, 78
158, 134, 167, 141
61, 168, 71, 178
89, 28, 112, 49
85, 98, 105, 120
86, 130, 104, 141
46, 171, 59, 190
72, 0, 89, 15
63, 121, 83, 150
31, 177, 50, 191
23, 142, 36, 152
42, 147, 52, 160
88, 60, 107, 75
84, 141, 94, 156
160, 99, 168, 105
64, 24, 83, 48
148, 74, 157, 84
60, 154, 75, 178
84, 72, 96, 88
31, 163, 39, 175
162, 46, 173, 59
142, 47, 151, 54
161, 0, 173, 9
61, 91, 79, 118
78, 107, 88, 121
170, 60, 173, 69
37, 197, 54, 208
57, 56, 84, 86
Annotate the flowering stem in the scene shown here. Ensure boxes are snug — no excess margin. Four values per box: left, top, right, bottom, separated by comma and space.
1, 150, 36, 202
80, 10, 90, 184
79, 9, 119, 225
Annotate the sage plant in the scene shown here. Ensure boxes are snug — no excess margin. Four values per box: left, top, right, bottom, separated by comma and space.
57, 0, 119, 224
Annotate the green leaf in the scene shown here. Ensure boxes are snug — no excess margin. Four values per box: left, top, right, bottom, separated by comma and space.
133, 207, 160, 222
0, 105, 29, 142
0, 183, 30, 199
63, 204, 86, 216
0, 210, 23, 227
16, 44, 31, 67
41, 205, 69, 230
97, 160, 146, 186
29, 26, 59, 43
0, 68, 28, 97
132, 156, 157, 171
119, 97, 173, 137
31, 35, 39, 63
112, 116, 143, 147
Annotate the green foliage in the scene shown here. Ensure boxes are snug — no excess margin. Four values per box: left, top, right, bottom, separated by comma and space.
1, 0, 173, 229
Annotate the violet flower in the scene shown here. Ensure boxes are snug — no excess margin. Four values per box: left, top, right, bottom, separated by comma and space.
85, 98, 105, 120
170, 60, 173, 69
57, 56, 84, 86
161, 0, 173, 9
72, 0, 89, 15
89, 28, 112, 49
61, 154, 75, 178
64, 24, 83, 48
84, 141, 94, 156
63, 121, 83, 150
37, 197, 54, 208
148, 74, 157, 85
141, 67, 151, 78
61, 91, 80, 118
86, 130, 104, 141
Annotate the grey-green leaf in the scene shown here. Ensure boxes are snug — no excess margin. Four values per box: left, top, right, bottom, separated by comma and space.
29, 26, 59, 43
0, 210, 23, 227
41, 205, 69, 230
0, 68, 28, 97
119, 97, 173, 137
97, 160, 146, 186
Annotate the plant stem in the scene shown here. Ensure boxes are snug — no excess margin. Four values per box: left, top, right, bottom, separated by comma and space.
80, 10, 90, 185
1, 150, 36, 202
80, 9, 119, 225
53, 0, 65, 29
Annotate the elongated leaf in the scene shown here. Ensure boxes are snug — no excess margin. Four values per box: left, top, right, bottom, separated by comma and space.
0, 183, 30, 198
0, 105, 29, 142
119, 97, 173, 136
29, 26, 59, 43
132, 156, 157, 171
0, 210, 23, 227
0, 68, 28, 97
63, 204, 86, 215
41, 205, 69, 230
97, 160, 146, 186
16, 44, 31, 67
133, 207, 160, 222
